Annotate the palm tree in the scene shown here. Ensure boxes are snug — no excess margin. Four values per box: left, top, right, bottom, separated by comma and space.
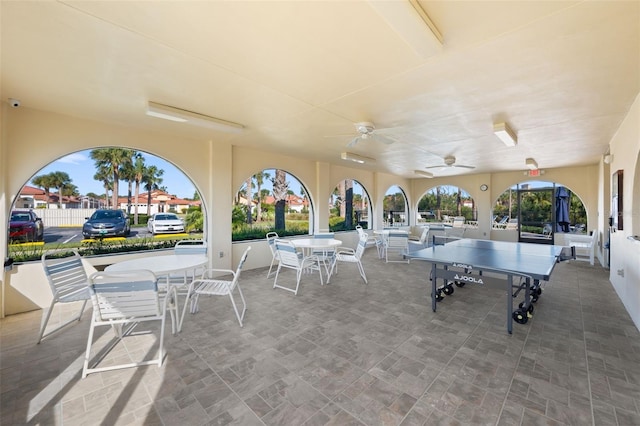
254, 171, 270, 222
90, 148, 135, 210
143, 165, 164, 216
49, 171, 72, 208
132, 154, 146, 224
344, 179, 353, 229
119, 153, 137, 215
31, 173, 56, 207
245, 176, 253, 225
93, 166, 112, 208
272, 169, 288, 230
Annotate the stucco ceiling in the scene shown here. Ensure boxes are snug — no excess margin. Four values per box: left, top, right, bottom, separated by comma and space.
2, 1, 639, 178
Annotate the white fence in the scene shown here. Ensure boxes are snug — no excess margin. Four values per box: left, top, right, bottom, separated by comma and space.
34, 209, 97, 227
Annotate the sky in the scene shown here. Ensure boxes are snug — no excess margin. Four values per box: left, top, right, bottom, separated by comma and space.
34, 149, 197, 199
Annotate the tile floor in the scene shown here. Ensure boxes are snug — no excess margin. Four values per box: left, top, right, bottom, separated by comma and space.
2, 248, 640, 426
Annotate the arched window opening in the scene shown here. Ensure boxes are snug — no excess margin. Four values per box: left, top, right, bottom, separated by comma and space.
383, 185, 408, 227
417, 185, 477, 224
329, 179, 372, 231
492, 181, 588, 240
8, 148, 203, 262
232, 169, 311, 241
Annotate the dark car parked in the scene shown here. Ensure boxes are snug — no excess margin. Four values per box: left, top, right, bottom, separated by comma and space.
9, 210, 44, 242
82, 209, 131, 239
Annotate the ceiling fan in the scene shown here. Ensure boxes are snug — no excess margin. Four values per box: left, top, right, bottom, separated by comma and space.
425, 156, 475, 170
345, 122, 397, 147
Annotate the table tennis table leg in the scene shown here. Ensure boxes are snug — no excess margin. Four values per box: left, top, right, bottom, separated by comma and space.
507, 274, 513, 334
431, 262, 437, 312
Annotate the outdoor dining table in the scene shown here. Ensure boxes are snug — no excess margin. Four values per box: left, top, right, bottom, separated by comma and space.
105, 253, 208, 332
291, 238, 342, 280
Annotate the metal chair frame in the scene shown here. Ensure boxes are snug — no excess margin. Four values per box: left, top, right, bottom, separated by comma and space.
185, 246, 251, 328
39, 250, 91, 344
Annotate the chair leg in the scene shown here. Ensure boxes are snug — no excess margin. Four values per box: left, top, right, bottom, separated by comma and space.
317, 260, 324, 286
267, 255, 277, 278
236, 285, 247, 322
357, 261, 368, 284
82, 317, 97, 378
157, 312, 166, 367
37, 298, 57, 344
228, 289, 245, 327
178, 290, 194, 333
273, 265, 282, 289
327, 258, 337, 283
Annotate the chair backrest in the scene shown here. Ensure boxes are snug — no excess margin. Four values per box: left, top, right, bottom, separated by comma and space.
174, 239, 207, 255
89, 270, 161, 321
419, 226, 430, 244
235, 246, 251, 277
274, 239, 302, 268
230, 246, 251, 289
313, 232, 335, 239
42, 250, 89, 298
355, 233, 368, 259
266, 232, 279, 255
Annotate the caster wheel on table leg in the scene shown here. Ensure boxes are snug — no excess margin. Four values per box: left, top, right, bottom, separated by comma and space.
513, 309, 528, 324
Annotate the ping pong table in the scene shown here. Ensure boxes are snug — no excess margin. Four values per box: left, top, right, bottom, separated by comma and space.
406, 238, 567, 333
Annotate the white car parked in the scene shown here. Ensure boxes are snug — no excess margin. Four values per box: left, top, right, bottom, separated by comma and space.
147, 213, 185, 235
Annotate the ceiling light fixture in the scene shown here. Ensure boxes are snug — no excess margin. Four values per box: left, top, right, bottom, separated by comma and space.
341, 152, 376, 165
414, 170, 434, 178
146, 101, 244, 133
525, 158, 538, 170
493, 122, 517, 147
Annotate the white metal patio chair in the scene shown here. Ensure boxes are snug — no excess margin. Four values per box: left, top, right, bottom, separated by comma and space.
312, 232, 337, 276
185, 246, 251, 328
39, 250, 91, 344
82, 269, 176, 378
329, 233, 368, 284
266, 231, 280, 278
171, 239, 208, 285
385, 231, 410, 263
273, 239, 323, 295
355, 225, 377, 248
408, 226, 430, 251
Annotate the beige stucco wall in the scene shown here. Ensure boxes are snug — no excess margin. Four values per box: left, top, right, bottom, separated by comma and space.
607, 93, 640, 328
2, 100, 638, 328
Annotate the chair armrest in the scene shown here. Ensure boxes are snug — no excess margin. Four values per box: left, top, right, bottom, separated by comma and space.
335, 247, 356, 255
201, 268, 236, 279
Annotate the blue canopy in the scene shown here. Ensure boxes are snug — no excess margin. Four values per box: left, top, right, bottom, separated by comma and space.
556, 186, 570, 232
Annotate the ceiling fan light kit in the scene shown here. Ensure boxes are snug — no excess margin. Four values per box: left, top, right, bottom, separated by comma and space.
494, 122, 517, 147
146, 101, 244, 133
341, 152, 376, 165
346, 121, 396, 147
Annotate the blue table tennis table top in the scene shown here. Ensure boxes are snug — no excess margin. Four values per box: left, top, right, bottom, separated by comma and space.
407, 238, 564, 281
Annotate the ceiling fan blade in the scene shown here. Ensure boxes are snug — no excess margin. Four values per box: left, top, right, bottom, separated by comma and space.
453, 164, 476, 169
424, 165, 446, 170
346, 136, 361, 148
372, 134, 397, 145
